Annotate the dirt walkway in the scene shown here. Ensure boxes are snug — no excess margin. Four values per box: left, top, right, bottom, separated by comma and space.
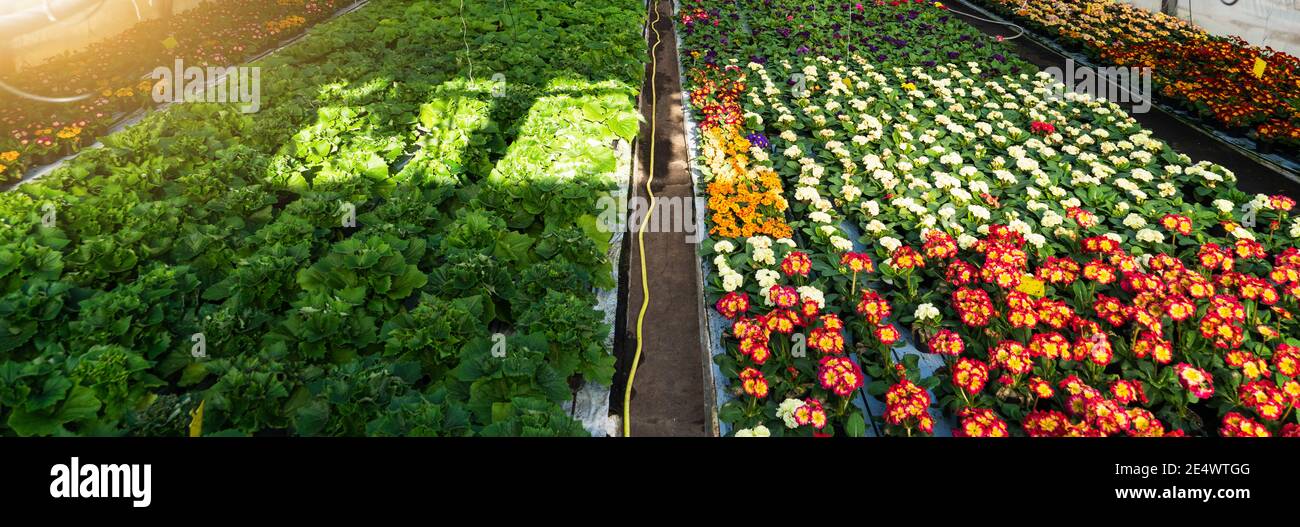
614, 0, 711, 437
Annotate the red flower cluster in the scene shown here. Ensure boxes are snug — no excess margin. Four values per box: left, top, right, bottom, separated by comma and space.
1159, 214, 1193, 236
955, 408, 1009, 437
990, 340, 1033, 376
715, 291, 750, 319
1175, 363, 1216, 399
781, 251, 812, 277
952, 287, 995, 327
890, 246, 926, 270
945, 260, 977, 286
1238, 380, 1288, 420
922, 231, 958, 260
856, 289, 893, 324
953, 357, 989, 394
1220, 412, 1270, 437
927, 329, 965, 356
818, 356, 865, 396
733, 317, 771, 364
792, 398, 828, 430
808, 314, 846, 355
840, 252, 875, 272
1036, 256, 1080, 286
884, 379, 935, 434
975, 226, 1029, 289
1029, 121, 1056, 136
740, 367, 770, 399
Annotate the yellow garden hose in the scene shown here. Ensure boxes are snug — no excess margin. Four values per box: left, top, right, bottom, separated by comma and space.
623, 0, 662, 437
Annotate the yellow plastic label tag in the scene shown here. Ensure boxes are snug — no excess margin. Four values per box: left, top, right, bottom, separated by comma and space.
1253, 57, 1267, 79
189, 400, 205, 438
162, 36, 179, 50
1017, 275, 1046, 297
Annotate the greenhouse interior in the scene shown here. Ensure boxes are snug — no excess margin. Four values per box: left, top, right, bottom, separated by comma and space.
4, 0, 1300, 453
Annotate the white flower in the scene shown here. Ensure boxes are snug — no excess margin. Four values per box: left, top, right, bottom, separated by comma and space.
914, 303, 940, 322
777, 398, 806, 429
777, 238, 797, 247
1015, 157, 1040, 172
756, 269, 781, 290
1122, 213, 1147, 229
1135, 228, 1164, 244
1232, 228, 1256, 241
957, 233, 978, 250
1026, 232, 1046, 248
794, 186, 821, 203
968, 205, 991, 222
1213, 199, 1235, 214
747, 236, 773, 249
753, 247, 776, 266
841, 184, 863, 201
798, 286, 826, 309
831, 236, 853, 252
880, 236, 902, 252
722, 271, 744, 292
714, 240, 735, 254
1008, 219, 1031, 235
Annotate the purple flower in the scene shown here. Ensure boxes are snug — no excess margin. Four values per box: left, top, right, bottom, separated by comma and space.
797, 45, 810, 55
746, 133, 770, 149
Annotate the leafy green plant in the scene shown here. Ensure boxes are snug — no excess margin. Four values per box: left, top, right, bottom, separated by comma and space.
516, 290, 616, 385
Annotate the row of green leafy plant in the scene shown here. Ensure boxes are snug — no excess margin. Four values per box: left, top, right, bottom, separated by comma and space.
0, 0, 644, 436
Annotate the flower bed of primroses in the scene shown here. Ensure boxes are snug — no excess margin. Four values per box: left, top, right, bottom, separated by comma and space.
684, 0, 1300, 438
973, 0, 1300, 152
